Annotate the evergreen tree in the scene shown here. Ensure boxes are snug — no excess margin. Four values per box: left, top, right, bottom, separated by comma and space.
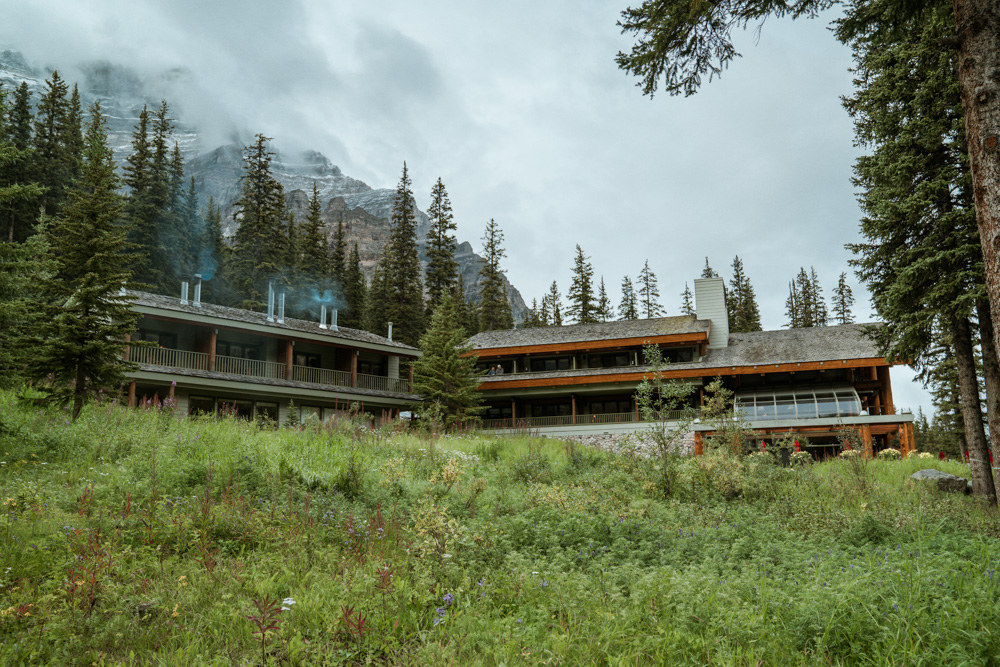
637, 259, 663, 318
810, 267, 828, 326
177, 177, 201, 279
283, 211, 300, 274
843, 3, 995, 501
63, 85, 84, 186
680, 282, 695, 316
478, 217, 513, 332
364, 261, 389, 336
728, 255, 762, 332
228, 134, 286, 311
454, 274, 480, 336
411, 293, 483, 427
425, 177, 459, 312
618, 275, 638, 320
700, 257, 718, 278
330, 217, 347, 280
4, 82, 38, 243
341, 242, 367, 330
199, 196, 227, 304
831, 272, 856, 325
298, 182, 328, 284
543, 280, 563, 326
784, 281, 803, 329
522, 298, 545, 328
32, 71, 73, 218
0, 232, 50, 384
30, 102, 140, 420
1, 86, 44, 244
380, 162, 426, 346
596, 277, 613, 322
567, 244, 597, 323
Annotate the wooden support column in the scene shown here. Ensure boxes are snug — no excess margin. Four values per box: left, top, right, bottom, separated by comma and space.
208, 329, 217, 372
285, 339, 293, 380
694, 432, 704, 456
634, 396, 640, 422
511, 399, 516, 426
408, 361, 414, 385
571, 395, 577, 425
878, 366, 895, 415
861, 424, 873, 458
351, 351, 358, 387
128, 381, 137, 408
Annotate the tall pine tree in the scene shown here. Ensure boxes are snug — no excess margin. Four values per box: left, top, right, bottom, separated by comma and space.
619, 275, 638, 320
596, 276, 613, 322
728, 255, 762, 332
425, 177, 459, 313
831, 272, 856, 325
680, 282, 695, 316
381, 162, 426, 346
637, 259, 663, 318
567, 245, 597, 323
32, 71, 74, 219
478, 217, 513, 332
341, 242, 367, 330
31, 102, 140, 420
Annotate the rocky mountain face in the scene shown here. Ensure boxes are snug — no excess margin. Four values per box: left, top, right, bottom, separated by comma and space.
1, 48, 527, 322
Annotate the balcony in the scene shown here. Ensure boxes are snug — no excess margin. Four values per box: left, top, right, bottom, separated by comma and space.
481, 410, 690, 430
132, 346, 411, 394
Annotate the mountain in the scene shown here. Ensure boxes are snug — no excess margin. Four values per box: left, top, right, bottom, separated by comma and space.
0, 48, 527, 322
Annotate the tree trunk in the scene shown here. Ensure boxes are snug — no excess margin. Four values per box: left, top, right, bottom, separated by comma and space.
977, 297, 1000, 495
952, 315, 997, 502
954, 0, 1000, 367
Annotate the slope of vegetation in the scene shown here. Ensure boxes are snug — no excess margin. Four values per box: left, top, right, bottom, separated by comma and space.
1, 392, 998, 665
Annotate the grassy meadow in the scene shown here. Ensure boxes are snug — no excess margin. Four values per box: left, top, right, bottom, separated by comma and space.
1, 391, 999, 665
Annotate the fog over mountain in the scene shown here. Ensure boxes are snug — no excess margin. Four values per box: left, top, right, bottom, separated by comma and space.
0, 48, 528, 320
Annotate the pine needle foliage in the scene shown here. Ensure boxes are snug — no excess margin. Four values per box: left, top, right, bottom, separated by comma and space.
478, 218, 513, 332
567, 245, 597, 323
31, 102, 140, 420
425, 177, 459, 313
831, 272, 856, 325
619, 275, 639, 320
411, 293, 483, 427
381, 162, 426, 346
680, 282, 695, 316
727, 255, 762, 332
637, 259, 663, 319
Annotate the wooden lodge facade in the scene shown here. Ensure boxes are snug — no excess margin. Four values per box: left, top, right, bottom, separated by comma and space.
123, 279, 420, 423
466, 277, 915, 458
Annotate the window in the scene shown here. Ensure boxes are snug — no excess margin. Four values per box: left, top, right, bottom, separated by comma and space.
359, 359, 385, 376
138, 330, 177, 349
220, 399, 253, 420
589, 353, 630, 368
188, 395, 215, 416
486, 406, 513, 419
217, 342, 258, 360
531, 403, 571, 417
256, 402, 279, 424
529, 357, 571, 372
294, 352, 321, 368
300, 406, 321, 423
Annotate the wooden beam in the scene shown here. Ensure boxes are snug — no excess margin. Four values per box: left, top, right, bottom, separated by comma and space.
285, 339, 293, 380
878, 366, 895, 415
128, 381, 136, 408
694, 431, 703, 456
351, 351, 358, 388
208, 329, 217, 372
571, 395, 576, 425
861, 424, 873, 458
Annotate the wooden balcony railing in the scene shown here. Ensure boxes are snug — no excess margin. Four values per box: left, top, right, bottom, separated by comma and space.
214, 355, 286, 380
131, 346, 210, 371
480, 410, 692, 430
291, 365, 352, 388
357, 373, 410, 394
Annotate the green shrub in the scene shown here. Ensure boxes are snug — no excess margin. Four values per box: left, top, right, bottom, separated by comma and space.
510, 450, 553, 484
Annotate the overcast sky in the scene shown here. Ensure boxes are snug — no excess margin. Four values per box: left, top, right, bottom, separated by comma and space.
1, 0, 933, 414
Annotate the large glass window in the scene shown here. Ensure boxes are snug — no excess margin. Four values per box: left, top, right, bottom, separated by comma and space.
529, 357, 571, 372
188, 395, 215, 416
217, 342, 258, 360
294, 352, 321, 368
138, 330, 177, 349
736, 385, 862, 420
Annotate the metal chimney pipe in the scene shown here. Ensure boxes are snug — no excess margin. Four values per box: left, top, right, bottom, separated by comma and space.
387, 321, 393, 341
331, 309, 339, 332
319, 304, 328, 329
180, 278, 190, 305
277, 290, 285, 324
192, 274, 202, 308
266, 281, 275, 322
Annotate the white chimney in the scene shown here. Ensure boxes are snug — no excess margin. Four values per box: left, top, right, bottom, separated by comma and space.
180, 278, 190, 305
387, 321, 393, 341
266, 281, 275, 322
331, 308, 339, 332
277, 291, 285, 324
192, 274, 202, 308
694, 276, 729, 349
319, 304, 328, 329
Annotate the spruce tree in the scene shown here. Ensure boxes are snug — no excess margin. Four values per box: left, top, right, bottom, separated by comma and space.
843, 3, 995, 501
411, 293, 483, 427
229, 134, 286, 311
341, 242, 367, 330
425, 177, 459, 312
330, 217, 347, 280
831, 272, 856, 325
31, 102, 140, 420
567, 245, 597, 323
381, 162, 426, 346
478, 217, 513, 332
784, 281, 802, 329
0, 232, 50, 384
810, 267, 828, 326
522, 298, 545, 328
199, 196, 227, 304
298, 182, 329, 285
728, 255, 762, 332
680, 282, 695, 316
596, 277, 613, 322
619, 275, 638, 320
1, 87, 44, 244
4, 82, 38, 243
637, 259, 663, 318
454, 275, 480, 335
700, 257, 718, 278
364, 261, 389, 336
63, 84, 84, 186
543, 280, 563, 326
32, 71, 73, 218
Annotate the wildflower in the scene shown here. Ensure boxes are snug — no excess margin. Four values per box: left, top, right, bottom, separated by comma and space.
282, 597, 296, 606
172, 604, 179, 618
179, 575, 188, 587
443, 593, 454, 606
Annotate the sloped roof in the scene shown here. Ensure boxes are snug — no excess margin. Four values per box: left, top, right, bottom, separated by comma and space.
130, 291, 419, 353
466, 315, 710, 350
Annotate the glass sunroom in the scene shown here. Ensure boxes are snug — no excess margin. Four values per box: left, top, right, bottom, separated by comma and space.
734, 385, 862, 421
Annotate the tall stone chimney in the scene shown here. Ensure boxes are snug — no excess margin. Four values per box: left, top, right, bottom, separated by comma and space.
180, 276, 190, 305
694, 277, 729, 349
319, 304, 328, 329
266, 281, 275, 322
192, 274, 202, 308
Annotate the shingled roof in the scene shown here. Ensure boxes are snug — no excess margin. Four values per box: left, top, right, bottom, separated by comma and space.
130, 291, 419, 353
476, 323, 887, 384
466, 315, 710, 350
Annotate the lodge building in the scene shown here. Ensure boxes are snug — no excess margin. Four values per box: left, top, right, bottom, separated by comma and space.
123, 277, 420, 422
466, 277, 915, 457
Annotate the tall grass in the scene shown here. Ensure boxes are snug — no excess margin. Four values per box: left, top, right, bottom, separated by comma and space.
1, 391, 998, 665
